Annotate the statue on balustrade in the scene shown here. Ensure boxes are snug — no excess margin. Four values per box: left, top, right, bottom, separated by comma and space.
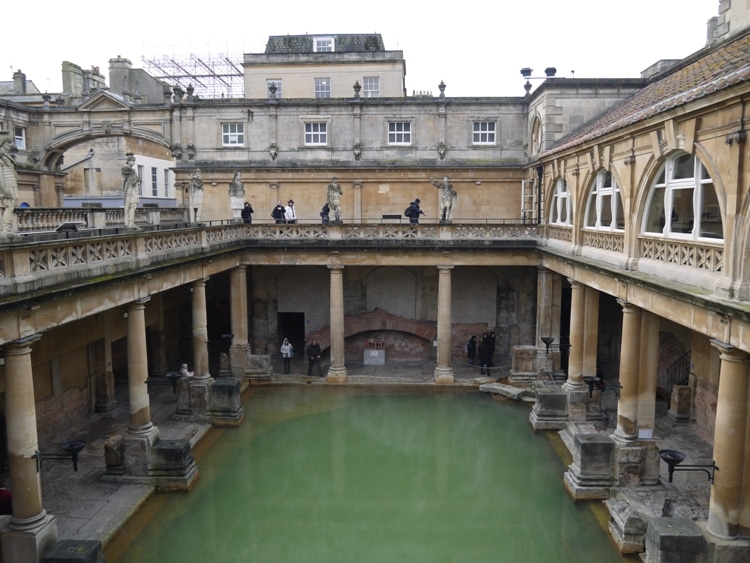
0, 131, 18, 238
121, 153, 141, 229
327, 176, 343, 222
189, 168, 204, 223
430, 175, 457, 223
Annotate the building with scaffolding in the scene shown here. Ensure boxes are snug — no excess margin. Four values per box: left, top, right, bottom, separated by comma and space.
140, 52, 244, 99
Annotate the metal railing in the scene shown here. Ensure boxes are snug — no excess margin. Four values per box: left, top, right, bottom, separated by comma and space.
665, 351, 691, 394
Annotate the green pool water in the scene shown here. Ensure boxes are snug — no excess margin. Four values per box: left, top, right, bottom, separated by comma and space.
112, 386, 625, 562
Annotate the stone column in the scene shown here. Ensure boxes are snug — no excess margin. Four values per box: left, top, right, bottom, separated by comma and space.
612, 301, 642, 443
192, 278, 211, 381
434, 265, 454, 384
127, 299, 154, 435
327, 265, 347, 382
582, 287, 599, 377
563, 279, 584, 390
1, 334, 58, 561
229, 266, 250, 378
707, 341, 750, 540
637, 311, 659, 433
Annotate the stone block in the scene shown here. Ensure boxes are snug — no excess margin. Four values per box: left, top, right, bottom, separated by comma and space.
606, 500, 646, 554
529, 386, 568, 431
644, 518, 707, 563
668, 385, 692, 422
564, 434, 616, 500
209, 377, 245, 426
41, 540, 104, 563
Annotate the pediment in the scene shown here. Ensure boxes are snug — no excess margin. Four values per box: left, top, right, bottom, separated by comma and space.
77, 91, 131, 112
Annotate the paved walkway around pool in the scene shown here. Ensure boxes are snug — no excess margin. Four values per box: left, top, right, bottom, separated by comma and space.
32, 359, 716, 559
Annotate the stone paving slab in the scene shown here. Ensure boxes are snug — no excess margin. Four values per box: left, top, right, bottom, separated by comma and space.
478, 382, 529, 399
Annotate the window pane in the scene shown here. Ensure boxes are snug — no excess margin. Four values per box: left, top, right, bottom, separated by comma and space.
615, 192, 625, 229
584, 191, 596, 227
644, 186, 666, 233
699, 183, 723, 239
672, 154, 694, 180
671, 188, 694, 233
600, 193, 612, 226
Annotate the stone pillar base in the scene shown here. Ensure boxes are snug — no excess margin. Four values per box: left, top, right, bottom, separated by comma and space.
563, 434, 615, 501
149, 438, 200, 491
2, 512, 58, 563
668, 385, 692, 422
562, 384, 589, 421
41, 539, 104, 562
644, 518, 707, 563
209, 377, 245, 426
326, 367, 347, 384
244, 354, 273, 382
605, 500, 647, 553
120, 426, 160, 477
177, 376, 214, 417
615, 439, 660, 487
529, 385, 568, 431
433, 366, 454, 385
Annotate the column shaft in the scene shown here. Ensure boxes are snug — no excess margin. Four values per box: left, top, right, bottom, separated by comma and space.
582, 287, 599, 377
636, 311, 659, 432
613, 301, 642, 442
192, 278, 211, 380
434, 266, 454, 383
565, 279, 585, 387
707, 342, 750, 539
127, 299, 153, 433
4, 335, 45, 524
328, 266, 347, 380
230, 266, 248, 346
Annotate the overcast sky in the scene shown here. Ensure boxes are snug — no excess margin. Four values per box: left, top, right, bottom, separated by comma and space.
4, 0, 715, 98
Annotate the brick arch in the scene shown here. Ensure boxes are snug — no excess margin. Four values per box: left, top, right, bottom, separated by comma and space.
304, 308, 436, 352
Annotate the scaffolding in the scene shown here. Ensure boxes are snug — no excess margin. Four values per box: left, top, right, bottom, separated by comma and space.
140, 53, 244, 99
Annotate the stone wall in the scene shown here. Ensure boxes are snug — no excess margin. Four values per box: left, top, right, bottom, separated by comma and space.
36, 384, 91, 447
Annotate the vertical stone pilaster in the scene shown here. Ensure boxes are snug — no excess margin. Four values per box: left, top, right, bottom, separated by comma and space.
229, 266, 250, 378
564, 279, 584, 389
192, 278, 211, 381
582, 286, 599, 377
433, 265, 454, 384
612, 301, 642, 443
637, 311, 660, 433
707, 341, 750, 540
327, 265, 347, 382
127, 299, 153, 434
149, 293, 168, 377
1, 334, 59, 563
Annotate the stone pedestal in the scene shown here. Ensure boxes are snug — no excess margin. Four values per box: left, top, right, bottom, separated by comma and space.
529, 385, 568, 431
121, 426, 160, 477
209, 377, 245, 426
150, 439, 199, 491
644, 518, 707, 563
564, 385, 589, 422
668, 385, 692, 422
563, 433, 615, 500
615, 439, 660, 487
42, 539, 104, 562
606, 500, 647, 553
176, 377, 212, 417
244, 354, 273, 382
2, 513, 58, 563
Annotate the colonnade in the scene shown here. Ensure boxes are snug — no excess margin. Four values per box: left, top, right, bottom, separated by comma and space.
560, 274, 750, 541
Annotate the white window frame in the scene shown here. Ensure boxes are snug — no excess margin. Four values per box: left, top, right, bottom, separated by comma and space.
314, 36, 334, 52
137, 165, 144, 196
472, 121, 496, 145
151, 167, 158, 197
363, 76, 380, 98
304, 121, 328, 146
266, 79, 282, 99
222, 123, 245, 147
164, 170, 171, 198
549, 177, 571, 226
314, 78, 331, 99
642, 152, 722, 241
584, 169, 624, 231
387, 121, 412, 146
14, 126, 26, 150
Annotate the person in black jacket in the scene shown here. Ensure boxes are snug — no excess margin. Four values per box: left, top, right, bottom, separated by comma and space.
241, 201, 254, 224
271, 200, 286, 224
306, 339, 323, 376
466, 335, 477, 366
406, 198, 425, 224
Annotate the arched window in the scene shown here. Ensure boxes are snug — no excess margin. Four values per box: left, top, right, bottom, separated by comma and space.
643, 153, 722, 240
584, 170, 624, 230
549, 178, 571, 226
530, 116, 542, 156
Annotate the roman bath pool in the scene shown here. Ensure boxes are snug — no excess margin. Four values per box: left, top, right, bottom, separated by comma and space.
108, 386, 628, 562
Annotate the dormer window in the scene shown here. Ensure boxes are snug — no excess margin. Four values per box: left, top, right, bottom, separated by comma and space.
314, 36, 334, 52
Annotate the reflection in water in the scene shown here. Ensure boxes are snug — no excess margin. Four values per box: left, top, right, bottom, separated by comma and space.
112, 386, 624, 563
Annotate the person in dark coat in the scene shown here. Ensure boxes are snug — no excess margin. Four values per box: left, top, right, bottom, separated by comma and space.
306, 339, 323, 376
272, 200, 286, 224
406, 199, 425, 224
320, 202, 330, 225
478, 332, 492, 375
241, 201, 254, 224
466, 335, 477, 365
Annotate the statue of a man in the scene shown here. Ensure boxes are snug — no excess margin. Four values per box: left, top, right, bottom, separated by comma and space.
430, 175, 456, 222
121, 153, 141, 229
327, 176, 343, 222
189, 168, 204, 223
0, 131, 18, 238
229, 171, 244, 197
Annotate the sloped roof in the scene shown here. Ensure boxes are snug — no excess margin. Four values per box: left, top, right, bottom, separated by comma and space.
265, 34, 385, 54
543, 30, 750, 157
